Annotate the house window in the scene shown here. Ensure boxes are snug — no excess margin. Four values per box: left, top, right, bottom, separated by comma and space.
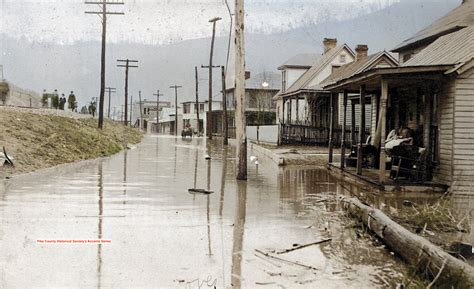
339, 54, 346, 63
183, 103, 191, 114
199, 103, 205, 112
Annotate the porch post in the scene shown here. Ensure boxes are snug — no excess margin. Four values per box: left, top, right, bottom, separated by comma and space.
340, 90, 348, 168
288, 97, 293, 124
351, 100, 356, 146
282, 99, 286, 124
328, 93, 335, 163
379, 79, 388, 183
357, 85, 366, 175
295, 97, 299, 123
423, 91, 433, 180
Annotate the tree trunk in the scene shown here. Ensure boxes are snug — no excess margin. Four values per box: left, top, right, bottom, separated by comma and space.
342, 197, 474, 287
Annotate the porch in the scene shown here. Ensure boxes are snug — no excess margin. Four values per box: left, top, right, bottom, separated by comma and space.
328, 162, 448, 193
326, 67, 450, 191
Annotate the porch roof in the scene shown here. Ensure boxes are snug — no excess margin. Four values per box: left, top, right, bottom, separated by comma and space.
322, 65, 453, 92
319, 51, 399, 89
392, 0, 474, 53
403, 26, 474, 71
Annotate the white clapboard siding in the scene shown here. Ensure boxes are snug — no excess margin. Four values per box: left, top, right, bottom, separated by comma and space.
433, 79, 455, 184
452, 68, 474, 195
337, 94, 371, 129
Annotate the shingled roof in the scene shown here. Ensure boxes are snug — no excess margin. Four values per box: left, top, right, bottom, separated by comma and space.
320, 51, 399, 88
320, 51, 398, 87
392, 0, 474, 52
278, 53, 321, 70
279, 44, 354, 97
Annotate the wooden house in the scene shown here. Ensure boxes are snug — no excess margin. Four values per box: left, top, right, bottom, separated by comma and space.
323, 0, 474, 194
274, 39, 378, 145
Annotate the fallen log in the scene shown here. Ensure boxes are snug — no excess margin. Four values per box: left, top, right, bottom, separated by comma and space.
341, 197, 474, 287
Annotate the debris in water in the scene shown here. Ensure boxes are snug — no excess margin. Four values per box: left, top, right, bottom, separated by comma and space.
276, 239, 332, 254
188, 188, 214, 195
1, 146, 14, 167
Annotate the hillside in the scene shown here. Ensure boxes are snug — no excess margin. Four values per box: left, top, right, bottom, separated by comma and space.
0, 0, 458, 108
0, 107, 143, 178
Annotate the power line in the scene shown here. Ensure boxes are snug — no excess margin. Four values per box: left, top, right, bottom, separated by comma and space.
117, 59, 139, 126
85, 0, 124, 129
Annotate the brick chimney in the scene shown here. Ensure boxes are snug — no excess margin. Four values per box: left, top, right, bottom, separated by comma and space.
355, 45, 369, 61
323, 38, 337, 53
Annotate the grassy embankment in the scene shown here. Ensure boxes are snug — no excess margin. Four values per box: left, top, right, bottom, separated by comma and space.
0, 109, 143, 177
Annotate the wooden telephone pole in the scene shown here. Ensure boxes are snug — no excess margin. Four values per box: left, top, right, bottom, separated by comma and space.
117, 59, 138, 126
207, 17, 222, 139
201, 64, 220, 138
153, 90, 163, 133
195, 67, 200, 136
105, 87, 116, 118
85, 0, 124, 129
221, 66, 228, 145
170, 85, 182, 136
235, 0, 247, 180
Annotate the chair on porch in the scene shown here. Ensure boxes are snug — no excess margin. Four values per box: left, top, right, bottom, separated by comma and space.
389, 145, 427, 181
345, 136, 378, 168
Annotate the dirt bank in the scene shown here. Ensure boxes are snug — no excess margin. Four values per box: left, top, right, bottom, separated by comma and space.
0, 107, 143, 177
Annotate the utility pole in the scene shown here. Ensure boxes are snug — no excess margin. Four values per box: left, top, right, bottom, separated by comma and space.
105, 87, 116, 118
195, 67, 200, 136
117, 59, 138, 126
113, 106, 116, 121
235, 0, 247, 180
201, 64, 220, 138
138, 90, 143, 130
207, 17, 222, 140
221, 66, 228, 145
170, 85, 182, 136
129, 94, 133, 126
153, 90, 163, 133
85, 0, 124, 129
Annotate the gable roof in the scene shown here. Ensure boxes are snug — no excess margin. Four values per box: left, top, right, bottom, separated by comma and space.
279, 44, 355, 97
392, 0, 474, 52
245, 71, 281, 90
278, 53, 321, 70
403, 26, 474, 71
320, 51, 399, 89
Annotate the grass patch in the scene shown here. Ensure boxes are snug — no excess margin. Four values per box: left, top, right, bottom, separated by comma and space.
0, 110, 143, 176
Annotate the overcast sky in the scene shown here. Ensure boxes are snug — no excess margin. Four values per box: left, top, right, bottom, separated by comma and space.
1, 0, 401, 45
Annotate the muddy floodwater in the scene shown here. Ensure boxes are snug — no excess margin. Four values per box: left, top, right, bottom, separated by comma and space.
1, 136, 417, 288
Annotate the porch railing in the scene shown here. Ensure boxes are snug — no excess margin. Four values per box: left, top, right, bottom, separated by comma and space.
280, 124, 370, 146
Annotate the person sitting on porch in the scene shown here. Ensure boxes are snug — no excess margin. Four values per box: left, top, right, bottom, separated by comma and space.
385, 127, 414, 154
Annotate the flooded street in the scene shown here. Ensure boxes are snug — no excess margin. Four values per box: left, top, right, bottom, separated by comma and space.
0, 136, 409, 288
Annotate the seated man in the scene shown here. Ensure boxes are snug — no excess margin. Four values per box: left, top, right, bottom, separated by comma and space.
385, 127, 414, 154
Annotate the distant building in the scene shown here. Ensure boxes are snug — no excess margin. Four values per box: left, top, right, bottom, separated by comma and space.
156, 106, 183, 135
132, 99, 171, 130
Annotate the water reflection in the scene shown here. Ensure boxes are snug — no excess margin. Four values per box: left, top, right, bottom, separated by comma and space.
231, 180, 247, 289
0, 136, 420, 288
97, 161, 103, 289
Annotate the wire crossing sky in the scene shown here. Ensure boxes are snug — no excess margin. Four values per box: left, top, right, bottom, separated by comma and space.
0, 0, 402, 45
